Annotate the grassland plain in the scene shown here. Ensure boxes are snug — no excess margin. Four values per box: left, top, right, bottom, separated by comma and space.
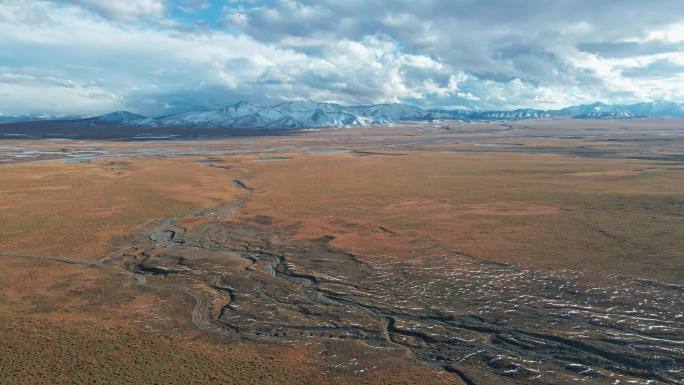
0, 155, 463, 385
0, 120, 682, 384
241, 151, 684, 282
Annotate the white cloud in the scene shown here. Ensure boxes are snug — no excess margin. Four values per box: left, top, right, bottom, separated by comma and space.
0, 0, 51, 23
178, 0, 209, 13
1, 0, 684, 115
225, 0, 684, 108
0, 2, 470, 114
0, 70, 121, 115
64, 0, 166, 20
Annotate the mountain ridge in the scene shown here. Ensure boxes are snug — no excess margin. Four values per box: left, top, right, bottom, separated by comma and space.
3, 100, 684, 129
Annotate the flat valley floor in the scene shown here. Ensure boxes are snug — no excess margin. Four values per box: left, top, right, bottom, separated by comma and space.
0, 119, 682, 384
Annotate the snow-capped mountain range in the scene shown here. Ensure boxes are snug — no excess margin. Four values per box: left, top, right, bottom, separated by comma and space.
93, 101, 432, 129
4, 101, 684, 129
0, 112, 82, 123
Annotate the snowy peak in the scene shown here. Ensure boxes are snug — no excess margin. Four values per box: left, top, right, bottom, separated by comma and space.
92, 100, 684, 128
348, 103, 431, 121
0, 113, 83, 123
624, 101, 684, 117
271, 101, 344, 113
558, 102, 629, 118
8, 100, 684, 130
139, 101, 429, 129
93, 111, 147, 124
221, 101, 263, 117
441, 101, 684, 121
473, 109, 550, 120
556, 101, 684, 119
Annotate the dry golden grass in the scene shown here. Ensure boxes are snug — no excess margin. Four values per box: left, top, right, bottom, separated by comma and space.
239, 151, 684, 283
0, 128, 682, 384
0, 157, 244, 260
0, 155, 461, 385
0, 317, 461, 385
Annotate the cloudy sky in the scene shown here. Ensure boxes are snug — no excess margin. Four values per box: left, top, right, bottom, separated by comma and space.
1, 0, 684, 116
